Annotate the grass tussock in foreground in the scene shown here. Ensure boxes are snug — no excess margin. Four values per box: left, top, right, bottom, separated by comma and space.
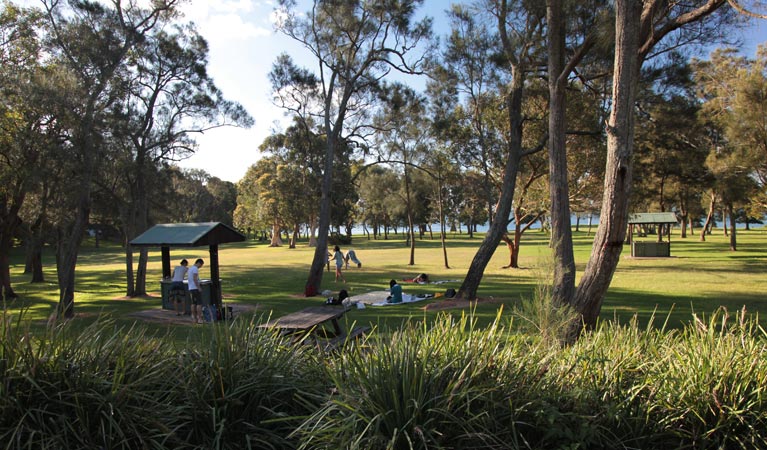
1, 309, 766, 450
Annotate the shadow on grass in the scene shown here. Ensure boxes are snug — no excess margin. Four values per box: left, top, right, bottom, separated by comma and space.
601, 288, 767, 330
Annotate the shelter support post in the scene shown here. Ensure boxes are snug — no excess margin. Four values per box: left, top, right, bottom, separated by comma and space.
161, 246, 171, 279
209, 244, 222, 306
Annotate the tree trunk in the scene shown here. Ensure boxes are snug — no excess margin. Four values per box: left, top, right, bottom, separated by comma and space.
125, 244, 135, 297
500, 232, 519, 269
56, 106, 99, 319
438, 172, 449, 269
727, 203, 737, 251
547, 0, 576, 307
308, 216, 318, 247
0, 252, 16, 301
0, 191, 24, 300
269, 223, 283, 247
290, 223, 299, 248
566, 0, 641, 338
456, 67, 525, 301
404, 163, 416, 266
304, 118, 339, 297
700, 190, 715, 241
135, 248, 148, 294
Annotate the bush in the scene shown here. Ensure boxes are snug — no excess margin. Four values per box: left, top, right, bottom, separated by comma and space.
2, 308, 766, 449
0, 313, 325, 450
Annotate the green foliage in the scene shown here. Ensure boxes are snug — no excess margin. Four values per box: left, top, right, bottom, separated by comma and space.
2, 301, 767, 448
0, 312, 325, 449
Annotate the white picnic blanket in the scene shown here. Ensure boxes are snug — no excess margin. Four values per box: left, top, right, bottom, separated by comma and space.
348, 290, 434, 306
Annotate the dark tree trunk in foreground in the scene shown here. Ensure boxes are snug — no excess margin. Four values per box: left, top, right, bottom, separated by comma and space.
567, 0, 641, 334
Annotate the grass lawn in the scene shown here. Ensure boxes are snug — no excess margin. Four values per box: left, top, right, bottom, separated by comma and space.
4, 227, 766, 335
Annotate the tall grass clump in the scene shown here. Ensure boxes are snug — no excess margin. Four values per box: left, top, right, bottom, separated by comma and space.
0, 312, 180, 449
639, 307, 767, 449
173, 316, 327, 449
510, 251, 579, 347
0, 312, 327, 449
294, 311, 529, 450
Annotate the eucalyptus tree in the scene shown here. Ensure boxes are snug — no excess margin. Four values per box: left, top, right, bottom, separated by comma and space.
0, 2, 48, 299
259, 121, 324, 247
260, 118, 325, 245
110, 22, 251, 296
374, 83, 432, 265
547, 0, 741, 338
452, 0, 547, 301
356, 165, 399, 239
41, 0, 180, 318
431, 3, 502, 227
271, 0, 432, 296
694, 46, 767, 219
544, 0, 609, 307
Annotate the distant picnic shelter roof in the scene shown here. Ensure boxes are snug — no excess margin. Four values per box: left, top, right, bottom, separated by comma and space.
129, 222, 245, 247
628, 212, 678, 225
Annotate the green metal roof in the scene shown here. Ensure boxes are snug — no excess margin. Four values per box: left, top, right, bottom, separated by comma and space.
628, 212, 678, 225
129, 222, 246, 247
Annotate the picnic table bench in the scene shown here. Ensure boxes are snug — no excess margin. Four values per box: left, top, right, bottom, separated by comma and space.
258, 306, 369, 350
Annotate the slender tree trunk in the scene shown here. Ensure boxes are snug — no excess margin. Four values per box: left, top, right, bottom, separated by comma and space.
547, 0, 576, 306
700, 190, 715, 241
290, 223, 299, 248
456, 68, 524, 301
404, 163, 416, 266
135, 248, 148, 294
438, 171, 449, 269
125, 242, 136, 297
727, 203, 737, 251
500, 232, 520, 269
56, 106, 99, 319
567, 0, 641, 337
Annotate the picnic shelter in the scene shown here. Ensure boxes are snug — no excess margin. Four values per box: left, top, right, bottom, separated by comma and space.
627, 212, 679, 257
130, 222, 246, 316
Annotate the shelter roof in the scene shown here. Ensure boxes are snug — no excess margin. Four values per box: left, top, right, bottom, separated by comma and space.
628, 212, 678, 225
129, 222, 246, 247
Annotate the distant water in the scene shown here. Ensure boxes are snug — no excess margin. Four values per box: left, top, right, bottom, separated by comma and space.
348, 214, 764, 236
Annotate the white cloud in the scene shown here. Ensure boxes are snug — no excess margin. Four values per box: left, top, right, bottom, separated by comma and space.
200, 13, 271, 41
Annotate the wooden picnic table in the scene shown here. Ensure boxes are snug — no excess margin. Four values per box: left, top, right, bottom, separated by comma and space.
258, 306, 368, 350
259, 306, 346, 336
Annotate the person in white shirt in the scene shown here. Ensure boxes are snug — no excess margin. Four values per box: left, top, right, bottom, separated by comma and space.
188, 258, 205, 324
170, 259, 188, 316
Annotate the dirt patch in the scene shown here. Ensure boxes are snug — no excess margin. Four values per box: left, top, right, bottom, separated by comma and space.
422, 297, 502, 312
127, 303, 261, 325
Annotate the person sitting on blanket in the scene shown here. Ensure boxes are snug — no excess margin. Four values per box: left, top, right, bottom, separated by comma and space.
402, 273, 429, 284
387, 279, 403, 304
